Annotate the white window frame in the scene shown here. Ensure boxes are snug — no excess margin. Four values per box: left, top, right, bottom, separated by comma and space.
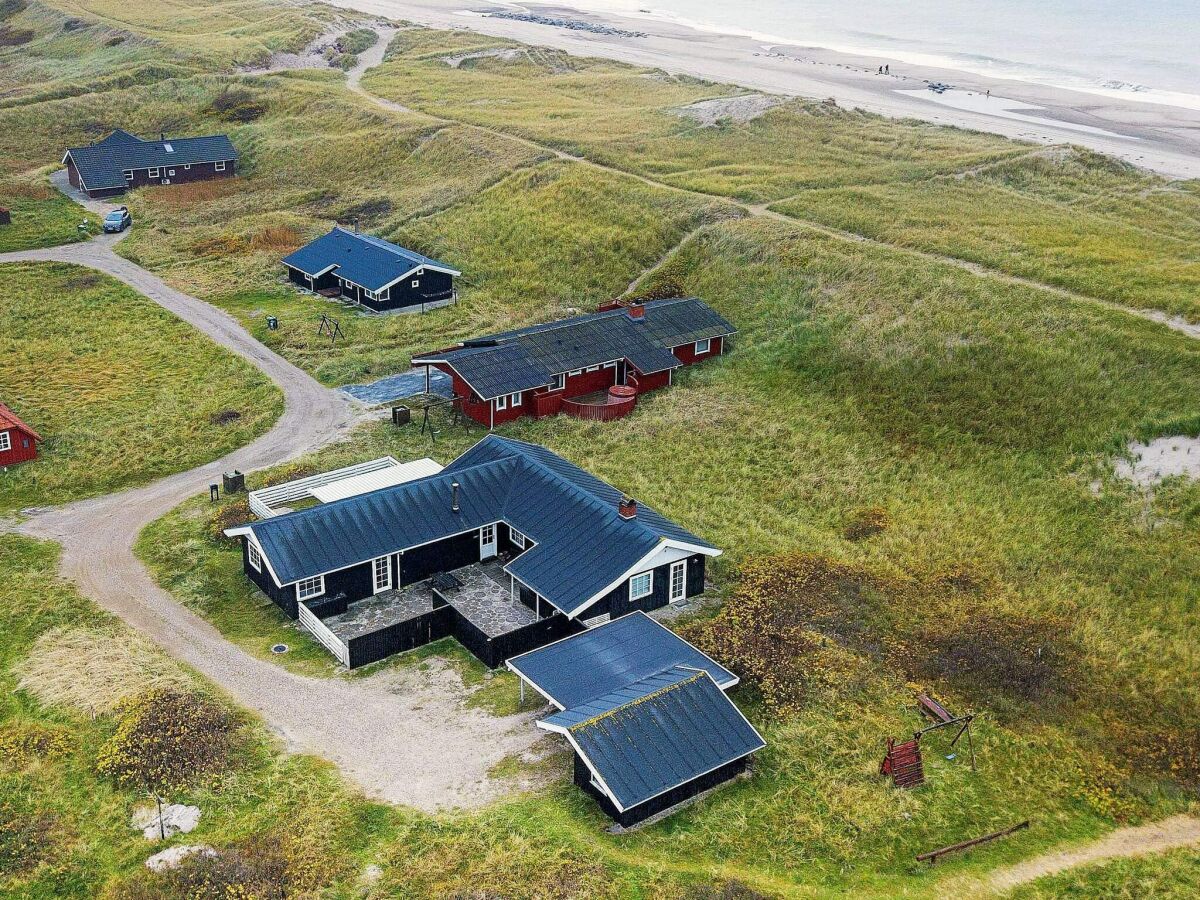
510, 392, 522, 408
585, 365, 600, 373
247, 542, 262, 573
148, 167, 160, 178
669, 559, 687, 603
550, 372, 565, 391
167, 169, 175, 176
364, 289, 376, 301
373, 556, 392, 594
629, 571, 653, 601
510, 527, 527, 550
411, 280, 419, 288
416, 268, 424, 276
184, 164, 192, 170
603, 361, 618, 370
568, 369, 582, 377
695, 338, 712, 354
123, 170, 133, 181
0, 431, 10, 453
495, 394, 507, 411
215, 161, 227, 172
296, 575, 325, 602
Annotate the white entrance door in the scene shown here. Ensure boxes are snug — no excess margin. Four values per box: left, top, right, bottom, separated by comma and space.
480, 523, 497, 560
669, 560, 687, 604
373, 556, 392, 594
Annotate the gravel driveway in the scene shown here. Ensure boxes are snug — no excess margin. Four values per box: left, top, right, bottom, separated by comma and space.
0, 232, 543, 811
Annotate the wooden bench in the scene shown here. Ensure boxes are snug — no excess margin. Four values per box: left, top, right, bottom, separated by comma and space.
918, 693, 955, 725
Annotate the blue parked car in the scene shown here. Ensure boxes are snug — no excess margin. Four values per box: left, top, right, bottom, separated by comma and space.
103, 207, 132, 233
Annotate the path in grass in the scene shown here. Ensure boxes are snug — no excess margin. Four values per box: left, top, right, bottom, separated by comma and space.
0, 230, 546, 812
345, 40, 1200, 344
983, 816, 1200, 894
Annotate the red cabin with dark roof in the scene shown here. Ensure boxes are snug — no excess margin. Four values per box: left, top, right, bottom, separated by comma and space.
0, 403, 41, 467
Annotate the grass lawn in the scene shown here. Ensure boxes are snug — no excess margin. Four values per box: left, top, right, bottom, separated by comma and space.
0, 178, 96, 252
0, 261, 281, 514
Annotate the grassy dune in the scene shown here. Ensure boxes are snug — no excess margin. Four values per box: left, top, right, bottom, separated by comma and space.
0, 177, 95, 251
0, 262, 281, 513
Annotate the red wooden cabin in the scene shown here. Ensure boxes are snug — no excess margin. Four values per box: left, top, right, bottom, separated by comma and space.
0, 403, 41, 467
412, 298, 735, 428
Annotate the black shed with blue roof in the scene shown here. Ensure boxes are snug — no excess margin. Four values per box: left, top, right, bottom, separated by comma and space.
509, 613, 765, 827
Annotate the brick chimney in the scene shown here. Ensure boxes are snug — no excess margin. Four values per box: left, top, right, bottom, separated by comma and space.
451, 481, 460, 513
618, 495, 637, 519
626, 303, 645, 320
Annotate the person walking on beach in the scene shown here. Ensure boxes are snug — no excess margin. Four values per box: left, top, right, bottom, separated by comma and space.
885, 64, 890, 74
877, 65, 883, 74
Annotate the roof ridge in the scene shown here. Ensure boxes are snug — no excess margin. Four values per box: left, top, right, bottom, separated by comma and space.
567, 668, 706, 732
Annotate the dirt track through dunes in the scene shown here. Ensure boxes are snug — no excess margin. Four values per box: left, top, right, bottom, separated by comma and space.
0, 234, 544, 811
985, 815, 1200, 892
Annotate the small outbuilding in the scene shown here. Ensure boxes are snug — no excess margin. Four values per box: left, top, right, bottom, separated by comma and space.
282, 226, 461, 312
508, 612, 765, 828
62, 129, 239, 199
0, 402, 41, 467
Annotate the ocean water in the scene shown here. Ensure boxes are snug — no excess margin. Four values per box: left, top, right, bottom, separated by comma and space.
552, 0, 1200, 110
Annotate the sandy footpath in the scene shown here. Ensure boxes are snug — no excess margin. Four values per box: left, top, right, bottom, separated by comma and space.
322, 0, 1200, 179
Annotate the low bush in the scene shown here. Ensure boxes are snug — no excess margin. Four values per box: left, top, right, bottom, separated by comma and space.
0, 722, 70, 769
0, 25, 32, 45
96, 689, 241, 795
208, 87, 268, 123
208, 496, 251, 542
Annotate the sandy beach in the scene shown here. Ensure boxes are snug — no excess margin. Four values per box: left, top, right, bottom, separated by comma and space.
324, 0, 1200, 179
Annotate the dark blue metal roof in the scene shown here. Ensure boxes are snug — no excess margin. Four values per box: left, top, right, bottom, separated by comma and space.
412, 299, 734, 400
64, 130, 239, 191
507, 611, 736, 709
545, 667, 765, 812
236, 437, 718, 616
282, 227, 460, 293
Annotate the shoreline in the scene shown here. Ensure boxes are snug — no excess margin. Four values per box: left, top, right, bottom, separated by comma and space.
324, 0, 1200, 179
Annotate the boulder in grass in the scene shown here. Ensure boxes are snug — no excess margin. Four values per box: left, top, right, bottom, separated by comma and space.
131, 803, 201, 840
145, 844, 216, 871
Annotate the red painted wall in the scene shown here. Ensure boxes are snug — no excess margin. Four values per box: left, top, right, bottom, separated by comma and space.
634, 369, 672, 392
0, 428, 38, 466
671, 335, 723, 365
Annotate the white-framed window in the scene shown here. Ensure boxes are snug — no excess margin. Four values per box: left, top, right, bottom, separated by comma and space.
496, 394, 507, 411
585, 365, 599, 373
695, 338, 712, 354
411, 280, 419, 288
510, 527, 527, 549
123, 170, 133, 181
168, 169, 175, 176
604, 361, 617, 370
551, 373, 565, 391
365, 289, 376, 300
148, 167, 160, 178
247, 542, 262, 572
416, 268, 424, 276
510, 392, 522, 408
0, 431, 10, 453
184, 164, 192, 170
373, 556, 391, 593
296, 575, 325, 601
568, 369, 582, 377
629, 571, 653, 601
215, 161, 227, 172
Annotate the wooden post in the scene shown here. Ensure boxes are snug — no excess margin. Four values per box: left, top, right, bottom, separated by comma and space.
966, 721, 977, 772
917, 821, 1029, 864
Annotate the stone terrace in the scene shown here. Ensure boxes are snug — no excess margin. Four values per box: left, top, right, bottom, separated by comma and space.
437, 560, 538, 637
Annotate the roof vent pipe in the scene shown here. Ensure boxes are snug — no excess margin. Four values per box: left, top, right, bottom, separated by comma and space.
618, 495, 637, 519
451, 481, 460, 513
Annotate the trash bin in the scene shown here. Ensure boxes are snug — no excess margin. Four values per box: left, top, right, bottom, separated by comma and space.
223, 470, 246, 494
266, 315, 278, 331
392, 405, 411, 426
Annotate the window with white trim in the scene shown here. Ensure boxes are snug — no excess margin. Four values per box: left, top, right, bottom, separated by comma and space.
247, 542, 262, 572
568, 369, 582, 377
510, 527, 527, 549
695, 338, 711, 354
496, 394, 507, 411
148, 167, 160, 178
0, 431, 10, 453
411, 280, 419, 288
551, 373, 565, 391
123, 170, 133, 181
215, 161, 226, 172
168, 169, 175, 176
510, 392, 522, 408
296, 575, 325, 601
184, 164, 192, 170
585, 365, 599, 373
416, 268, 424, 276
373, 556, 391, 593
629, 571, 653, 601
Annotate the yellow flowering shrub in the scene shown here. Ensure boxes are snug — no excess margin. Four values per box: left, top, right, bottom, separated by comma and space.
95, 688, 240, 795
0, 721, 70, 770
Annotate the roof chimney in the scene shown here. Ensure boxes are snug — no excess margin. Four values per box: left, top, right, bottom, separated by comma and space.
160, 131, 165, 141
618, 495, 637, 519
626, 303, 645, 320
451, 481, 460, 513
